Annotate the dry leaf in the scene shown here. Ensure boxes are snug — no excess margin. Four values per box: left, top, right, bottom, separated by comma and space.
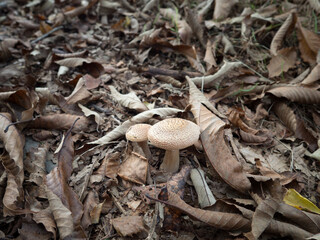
301, 63, 320, 85
214, 0, 239, 20
267, 47, 297, 78
109, 85, 148, 112
89, 107, 182, 146
65, 77, 91, 105
268, 86, 320, 104
111, 216, 147, 237
78, 103, 103, 126
118, 151, 148, 185
284, 189, 320, 214
270, 13, 296, 55
45, 186, 73, 239
296, 20, 320, 64
55, 58, 104, 77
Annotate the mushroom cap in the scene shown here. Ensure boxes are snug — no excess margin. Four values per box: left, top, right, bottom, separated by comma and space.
148, 118, 200, 150
126, 124, 151, 142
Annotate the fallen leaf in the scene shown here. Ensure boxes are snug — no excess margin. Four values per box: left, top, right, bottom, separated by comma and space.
55, 58, 104, 77
78, 103, 103, 126
296, 19, 320, 64
267, 47, 297, 78
268, 86, 320, 104
284, 189, 320, 215
270, 13, 296, 55
111, 215, 147, 237
301, 63, 320, 85
109, 85, 148, 112
213, 0, 239, 20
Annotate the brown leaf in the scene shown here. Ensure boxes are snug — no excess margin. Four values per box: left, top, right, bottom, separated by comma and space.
228, 107, 259, 135
268, 86, 320, 104
27, 114, 90, 132
45, 186, 73, 239
213, 0, 238, 20
46, 129, 86, 238
270, 13, 296, 55
296, 19, 320, 64
19, 219, 53, 240
267, 47, 297, 78
149, 188, 251, 231
65, 77, 92, 105
185, 7, 206, 48
111, 215, 147, 237
239, 130, 270, 145
33, 208, 57, 239
247, 198, 279, 239
0, 113, 25, 215
301, 63, 320, 85
118, 150, 148, 185
82, 190, 100, 228
273, 102, 318, 151
55, 58, 104, 77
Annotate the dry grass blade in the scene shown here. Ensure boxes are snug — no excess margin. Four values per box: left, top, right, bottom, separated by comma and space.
270, 13, 296, 55
268, 86, 320, 104
89, 107, 182, 145
45, 186, 73, 239
109, 86, 148, 112
149, 188, 251, 231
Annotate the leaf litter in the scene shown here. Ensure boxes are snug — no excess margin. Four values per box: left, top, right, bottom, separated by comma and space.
1, 0, 320, 239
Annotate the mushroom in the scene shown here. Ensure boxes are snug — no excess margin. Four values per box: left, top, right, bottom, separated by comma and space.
125, 124, 152, 160
148, 118, 200, 173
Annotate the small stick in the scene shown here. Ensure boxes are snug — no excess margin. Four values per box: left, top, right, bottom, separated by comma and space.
31, 26, 64, 44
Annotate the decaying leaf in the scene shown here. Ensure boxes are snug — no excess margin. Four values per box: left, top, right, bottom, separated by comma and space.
111, 215, 147, 237
78, 103, 103, 127
118, 151, 148, 185
55, 58, 104, 77
267, 47, 297, 78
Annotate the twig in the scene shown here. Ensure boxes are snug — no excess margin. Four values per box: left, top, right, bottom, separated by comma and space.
31, 26, 64, 44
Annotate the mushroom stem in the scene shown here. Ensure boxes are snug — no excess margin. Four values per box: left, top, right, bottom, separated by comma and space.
160, 149, 180, 173
138, 141, 152, 161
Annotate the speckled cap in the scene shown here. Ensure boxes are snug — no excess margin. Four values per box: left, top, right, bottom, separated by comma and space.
126, 124, 151, 142
148, 118, 200, 150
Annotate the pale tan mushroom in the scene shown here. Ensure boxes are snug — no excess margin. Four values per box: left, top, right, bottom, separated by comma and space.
148, 118, 200, 173
125, 124, 152, 160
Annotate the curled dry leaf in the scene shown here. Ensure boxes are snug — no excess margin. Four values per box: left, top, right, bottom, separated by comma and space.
189, 61, 243, 88
32, 208, 57, 240
89, 107, 182, 146
109, 85, 148, 112
296, 19, 320, 64
228, 107, 258, 135
27, 114, 90, 132
65, 77, 91, 105
149, 188, 251, 231
0, 113, 24, 215
301, 63, 320, 85
267, 47, 297, 78
185, 7, 205, 48
111, 215, 147, 237
213, 0, 238, 20
78, 103, 103, 126
268, 86, 320, 104
270, 13, 296, 56
239, 130, 269, 145
177, 20, 193, 44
